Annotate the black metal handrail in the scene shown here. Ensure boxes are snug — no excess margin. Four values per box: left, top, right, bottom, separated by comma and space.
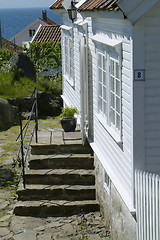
13, 87, 38, 188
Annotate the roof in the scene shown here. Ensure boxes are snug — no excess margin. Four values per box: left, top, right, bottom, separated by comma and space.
39, 17, 60, 26
50, 0, 119, 11
32, 25, 61, 44
1, 37, 21, 52
50, 0, 64, 10
78, 0, 119, 12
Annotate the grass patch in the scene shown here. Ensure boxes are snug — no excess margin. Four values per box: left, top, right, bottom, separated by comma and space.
0, 71, 62, 119
0, 71, 37, 99
0, 117, 61, 166
0, 71, 62, 100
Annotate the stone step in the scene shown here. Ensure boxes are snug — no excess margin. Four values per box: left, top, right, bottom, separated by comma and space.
31, 143, 93, 155
25, 169, 95, 185
17, 184, 96, 201
13, 200, 100, 217
28, 154, 94, 170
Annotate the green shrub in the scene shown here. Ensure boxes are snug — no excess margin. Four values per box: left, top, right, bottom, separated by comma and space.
0, 49, 13, 69
37, 76, 62, 96
60, 106, 79, 119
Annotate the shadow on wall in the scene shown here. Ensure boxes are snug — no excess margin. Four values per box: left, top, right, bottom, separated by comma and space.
0, 98, 18, 131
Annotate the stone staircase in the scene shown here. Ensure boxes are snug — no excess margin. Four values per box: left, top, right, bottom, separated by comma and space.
14, 140, 99, 217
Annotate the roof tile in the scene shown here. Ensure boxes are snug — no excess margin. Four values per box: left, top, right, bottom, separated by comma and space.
50, 0, 64, 10
78, 0, 119, 11
39, 17, 60, 26
50, 0, 119, 11
32, 25, 61, 44
2, 37, 21, 52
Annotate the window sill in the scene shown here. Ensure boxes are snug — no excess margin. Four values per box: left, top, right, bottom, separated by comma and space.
64, 75, 75, 88
96, 113, 122, 144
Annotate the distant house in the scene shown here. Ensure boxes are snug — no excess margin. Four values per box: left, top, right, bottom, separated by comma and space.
50, 0, 160, 239
2, 37, 21, 52
31, 24, 61, 77
10, 10, 59, 47
31, 25, 61, 44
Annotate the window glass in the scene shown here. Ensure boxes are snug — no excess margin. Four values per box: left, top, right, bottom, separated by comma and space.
64, 34, 74, 85
98, 52, 108, 118
29, 29, 32, 37
97, 50, 121, 136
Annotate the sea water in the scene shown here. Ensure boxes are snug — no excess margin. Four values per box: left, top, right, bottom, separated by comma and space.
0, 8, 61, 40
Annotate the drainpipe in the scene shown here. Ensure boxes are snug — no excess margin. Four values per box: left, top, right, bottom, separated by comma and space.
80, 22, 88, 145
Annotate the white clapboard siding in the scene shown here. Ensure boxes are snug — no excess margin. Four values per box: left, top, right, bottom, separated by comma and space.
62, 24, 81, 110
135, 170, 160, 240
145, 3, 160, 172
146, 79, 160, 88
90, 17, 133, 207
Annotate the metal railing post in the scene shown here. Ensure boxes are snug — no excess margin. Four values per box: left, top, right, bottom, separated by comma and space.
34, 87, 38, 143
19, 112, 26, 189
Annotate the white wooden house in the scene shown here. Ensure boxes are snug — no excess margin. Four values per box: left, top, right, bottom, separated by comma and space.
51, 0, 160, 239
10, 10, 59, 47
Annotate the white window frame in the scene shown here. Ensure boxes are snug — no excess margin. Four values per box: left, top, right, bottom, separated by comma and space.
96, 43, 122, 142
62, 29, 75, 87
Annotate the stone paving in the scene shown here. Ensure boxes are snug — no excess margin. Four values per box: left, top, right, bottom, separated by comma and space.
0, 188, 110, 239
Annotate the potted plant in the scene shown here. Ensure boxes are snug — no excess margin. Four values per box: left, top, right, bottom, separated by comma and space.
60, 106, 79, 132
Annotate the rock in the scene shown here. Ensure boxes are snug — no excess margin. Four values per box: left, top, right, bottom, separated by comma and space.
1, 232, 13, 240
0, 201, 10, 211
38, 92, 62, 117
61, 223, 76, 236
0, 98, 17, 130
0, 168, 14, 187
88, 234, 102, 240
0, 227, 10, 237
6, 52, 36, 81
37, 233, 52, 240
13, 229, 36, 240
8, 92, 62, 117
0, 215, 11, 222
46, 221, 63, 229
8, 97, 35, 115
10, 216, 45, 234
0, 222, 9, 227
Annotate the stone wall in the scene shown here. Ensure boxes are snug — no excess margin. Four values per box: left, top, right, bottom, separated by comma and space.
94, 155, 137, 240
0, 98, 17, 130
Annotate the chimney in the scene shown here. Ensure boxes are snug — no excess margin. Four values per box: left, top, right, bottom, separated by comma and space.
42, 10, 47, 21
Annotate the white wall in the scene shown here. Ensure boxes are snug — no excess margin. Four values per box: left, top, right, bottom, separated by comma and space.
61, 14, 84, 119
89, 16, 134, 209
143, 3, 160, 173
10, 19, 46, 46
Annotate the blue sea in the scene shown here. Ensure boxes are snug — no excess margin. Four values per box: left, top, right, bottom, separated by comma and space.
0, 8, 61, 40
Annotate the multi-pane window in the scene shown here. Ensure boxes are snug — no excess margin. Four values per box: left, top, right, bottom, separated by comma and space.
98, 52, 107, 117
98, 50, 121, 136
64, 36, 74, 84
110, 58, 121, 132
29, 29, 35, 37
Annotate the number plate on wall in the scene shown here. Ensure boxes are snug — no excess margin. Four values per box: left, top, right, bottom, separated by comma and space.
134, 69, 145, 81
